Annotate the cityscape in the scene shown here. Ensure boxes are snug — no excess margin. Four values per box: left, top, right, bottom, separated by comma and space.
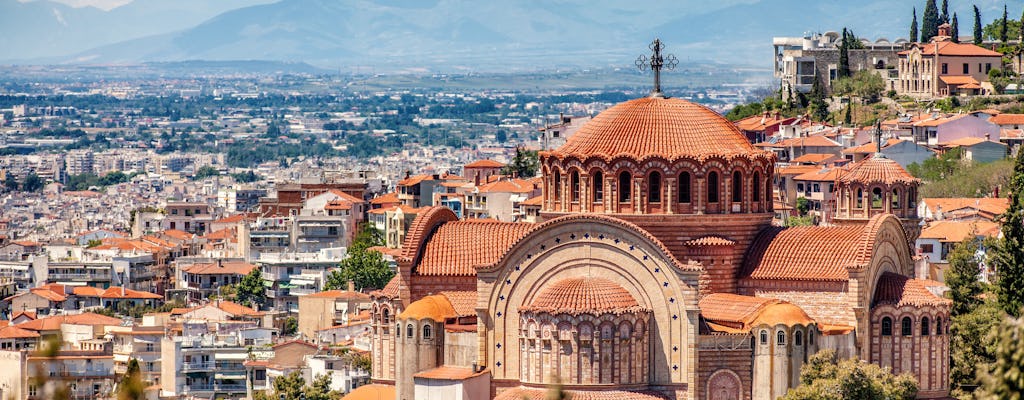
1, 0, 1024, 400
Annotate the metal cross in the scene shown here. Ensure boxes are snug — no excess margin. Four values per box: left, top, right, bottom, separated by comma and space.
635, 38, 678, 97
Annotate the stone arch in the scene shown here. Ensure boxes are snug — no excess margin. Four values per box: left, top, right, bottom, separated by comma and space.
478, 215, 702, 385
707, 368, 742, 400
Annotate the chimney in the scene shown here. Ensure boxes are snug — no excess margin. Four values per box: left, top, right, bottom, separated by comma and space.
347, 280, 355, 292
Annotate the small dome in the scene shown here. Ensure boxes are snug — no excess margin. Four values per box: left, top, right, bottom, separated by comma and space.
549, 97, 762, 161
750, 302, 815, 327
522, 277, 648, 316
839, 154, 919, 186
398, 295, 455, 322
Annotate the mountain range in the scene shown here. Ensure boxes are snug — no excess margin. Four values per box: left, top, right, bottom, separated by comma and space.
0, 0, 1014, 71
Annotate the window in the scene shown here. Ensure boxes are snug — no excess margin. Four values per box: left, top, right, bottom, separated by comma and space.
553, 171, 561, 201
795, 330, 803, 346
881, 317, 892, 336
776, 330, 786, 345
423, 324, 432, 339
920, 243, 934, 253
797, 183, 805, 192
382, 309, 390, 324
145, 343, 154, 352
678, 172, 691, 203
891, 188, 900, 209
395, 323, 400, 336
708, 172, 719, 203
986, 63, 992, 73
766, 179, 773, 205
407, 323, 414, 339
941, 63, 948, 74
812, 183, 820, 193
648, 171, 662, 203
759, 330, 768, 345
962, 63, 969, 74
732, 171, 743, 203
618, 171, 632, 203
921, 317, 930, 335
901, 317, 912, 336
570, 171, 580, 202
592, 171, 603, 203
753, 173, 761, 201
872, 187, 883, 208
936, 317, 943, 335
809, 330, 815, 346
856, 188, 864, 208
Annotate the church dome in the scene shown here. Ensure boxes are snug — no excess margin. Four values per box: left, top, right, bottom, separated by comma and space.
550, 96, 760, 161
838, 154, 920, 186
521, 277, 648, 316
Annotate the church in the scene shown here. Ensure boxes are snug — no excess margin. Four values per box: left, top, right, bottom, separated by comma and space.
353, 43, 950, 400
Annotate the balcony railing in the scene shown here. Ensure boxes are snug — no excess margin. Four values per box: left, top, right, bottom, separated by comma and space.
184, 383, 247, 393
182, 361, 245, 371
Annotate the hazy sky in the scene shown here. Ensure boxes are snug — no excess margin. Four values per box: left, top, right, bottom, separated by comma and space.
18, 0, 131, 10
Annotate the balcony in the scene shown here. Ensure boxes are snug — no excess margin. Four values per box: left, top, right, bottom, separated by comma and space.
289, 287, 317, 296
181, 361, 215, 371
184, 383, 247, 393
48, 272, 112, 281
47, 369, 113, 378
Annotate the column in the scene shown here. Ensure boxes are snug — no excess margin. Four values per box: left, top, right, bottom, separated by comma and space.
665, 178, 675, 214
580, 173, 589, 213
696, 177, 705, 214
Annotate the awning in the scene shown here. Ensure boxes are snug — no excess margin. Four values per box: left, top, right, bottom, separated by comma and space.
214, 352, 248, 360
215, 372, 247, 380
939, 75, 979, 85
289, 278, 315, 286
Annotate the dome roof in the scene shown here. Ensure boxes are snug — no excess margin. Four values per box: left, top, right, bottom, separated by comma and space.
549, 97, 763, 161
521, 277, 648, 316
838, 154, 919, 186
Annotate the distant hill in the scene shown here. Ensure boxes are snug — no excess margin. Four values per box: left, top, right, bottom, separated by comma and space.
0, 0, 1013, 70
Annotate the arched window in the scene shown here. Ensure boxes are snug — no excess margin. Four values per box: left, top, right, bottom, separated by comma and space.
856, 188, 864, 208
908, 188, 916, 207
592, 171, 603, 203
708, 172, 719, 203
759, 330, 768, 345
618, 171, 632, 203
901, 317, 912, 336
553, 170, 561, 201
872, 187, 883, 208
776, 330, 786, 345
423, 324, 432, 339
678, 172, 691, 203
570, 170, 580, 202
936, 317, 943, 335
809, 330, 815, 346
648, 171, 662, 203
407, 323, 414, 339
382, 309, 390, 324
753, 173, 761, 202
921, 317, 930, 336
891, 188, 900, 209
795, 330, 803, 346
732, 171, 743, 203
395, 323, 400, 336
881, 317, 892, 336
766, 178, 773, 207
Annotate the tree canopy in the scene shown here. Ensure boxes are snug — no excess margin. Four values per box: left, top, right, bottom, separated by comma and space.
977, 315, 1024, 399
501, 145, 540, 178
236, 267, 267, 309
922, 0, 940, 42
782, 349, 917, 400
193, 165, 220, 180
995, 148, 1024, 318
326, 222, 393, 291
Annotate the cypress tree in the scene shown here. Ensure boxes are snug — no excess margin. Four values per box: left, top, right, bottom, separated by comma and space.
940, 0, 949, 23
922, 0, 940, 42
1020, 6, 1023, 42
838, 28, 851, 78
974, 5, 984, 45
995, 148, 1024, 318
911, 7, 919, 42
1000, 4, 1009, 43
951, 13, 959, 42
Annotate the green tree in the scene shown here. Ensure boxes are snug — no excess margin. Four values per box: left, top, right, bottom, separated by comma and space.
939, 0, 949, 23
977, 315, 1024, 399
193, 165, 219, 180
3, 173, 18, 191
995, 148, 1024, 317
951, 299, 1003, 398
808, 75, 830, 121
974, 5, 984, 44
270, 370, 305, 400
1001, 4, 1009, 43
304, 373, 341, 400
795, 197, 811, 216
983, 17, 1021, 42
502, 145, 539, 178
22, 172, 43, 192
838, 28, 851, 79
912, 7, 920, 42
781, 349, 917, 400
922, 0, 940, 42
350, 221, 384, 253
326, 248, 392, 291
283, 316, 298, 335
946, 238, 985, 317
117, 358, 145, 400
236, 268, 266, 309
87, 239, 103, 248
951, 13, 960, 42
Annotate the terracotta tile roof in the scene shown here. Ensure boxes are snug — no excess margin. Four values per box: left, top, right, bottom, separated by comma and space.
17, 313, 123, 331
743, 225, 867, 281
100, 287, 162, 299
465, 159, 505, 168
495, 388, 668, 400
370, 275, 401, 299
939, 75, 981, 85
370, 191, 399, 205
794, 167, 843, 182
941, 137, 1001, 147
900, 40, 1003, 57
546, 97, 771, 162
912, 113, 968, 127
776, 165, 820, 176
398, 174, 434, 186
327, 189, 364, 204
413, 365, 487, 380
398, 294, 457, 322
762, 135, 841, 148
161, 229, 196, 241
700, 293, 814, 331
366, 245, 402, 258
477, 178, 535, 194
683, 236, 735, 246
842, 138, 903, 154
213, 301, 263, 317
305, 290, 370, 301
1001, 129, 1023, 139
415, 219, 534, 276
183, 261, 256, 275
837, 154, 919, 186
203, 227, 237, 241
28, 288, 67, 302
72, 286, 106, 297
873, 272, 951, 308
340, 384, 395, 400
325, 200, 353, 210
922, 197, 1009, 218
520, 195, 543, 206
734, 113, 791, 131
990, 114, 1024, 125
213, 214, 247, 224
439, 291, 476, 317
790, 153, 839, 163
0, 325, 40, 339
919, 220, 1000, 242
521, 277, 648, 316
